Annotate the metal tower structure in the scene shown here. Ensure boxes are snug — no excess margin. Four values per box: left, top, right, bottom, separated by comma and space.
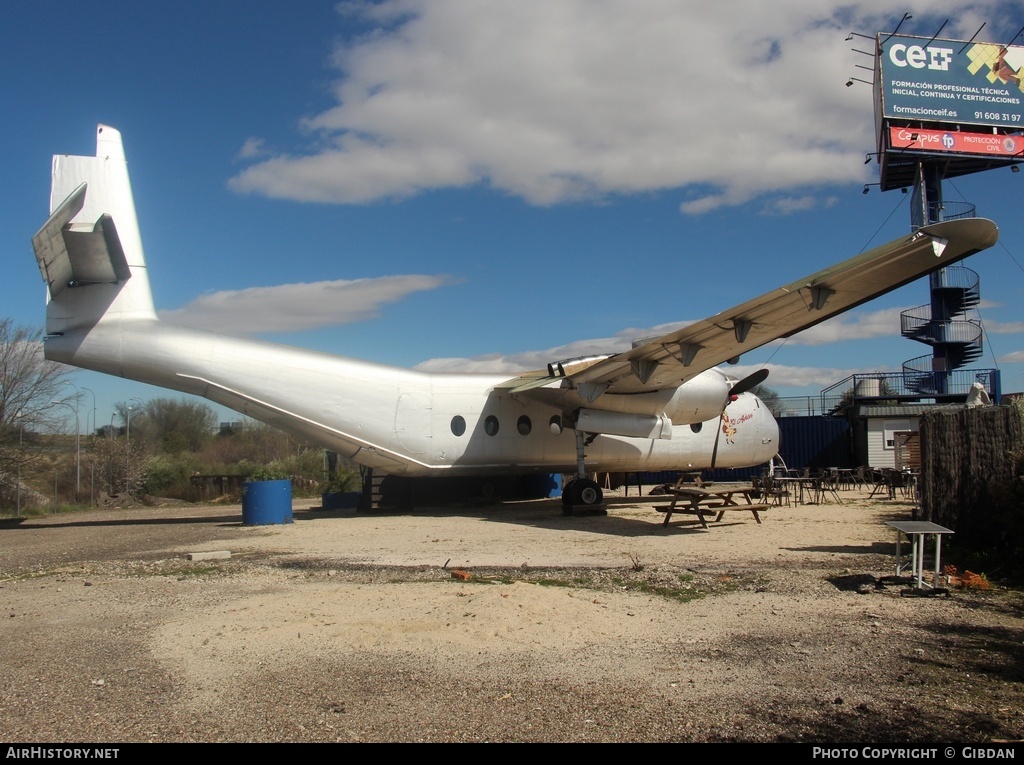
849, 18, 1023, 403
899, 164, 985, 399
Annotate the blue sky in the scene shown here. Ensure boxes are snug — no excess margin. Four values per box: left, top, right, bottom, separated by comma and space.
3, 0, 1023, 433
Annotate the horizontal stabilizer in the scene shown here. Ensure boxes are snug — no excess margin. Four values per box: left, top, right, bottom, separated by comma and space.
32, 182, 131, 297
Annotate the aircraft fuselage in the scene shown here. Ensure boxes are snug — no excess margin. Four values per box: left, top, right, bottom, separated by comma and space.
44, 319, 779, 477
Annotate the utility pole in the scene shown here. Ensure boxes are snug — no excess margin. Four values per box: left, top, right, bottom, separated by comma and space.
124, 398, 142, 494
81, 387, 96, 505
53, 400, 80, 500
16, 423, 23, 518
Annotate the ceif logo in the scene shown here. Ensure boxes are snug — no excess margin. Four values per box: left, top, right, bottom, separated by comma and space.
889, 43, 954, 71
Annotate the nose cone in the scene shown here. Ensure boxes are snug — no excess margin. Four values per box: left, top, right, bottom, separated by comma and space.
752, 393, 780, 461
727, 391, 779, 466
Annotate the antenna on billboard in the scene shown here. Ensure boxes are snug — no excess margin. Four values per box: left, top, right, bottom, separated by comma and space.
957, 23, 986, 53
923, 19, 949, 47
845, 38, 878, 86
880, 12, 913, 46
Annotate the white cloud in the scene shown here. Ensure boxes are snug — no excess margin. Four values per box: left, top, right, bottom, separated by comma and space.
998, 350, 1024, 363
412, 307, 912, 374
159, 275, 453, 335
416, 346, 870, 391
237, 137, 271, 161
985, 319, 1024, 334
414, 332, 640, 374
784, 307, 907, 345
729, 363, 873, 389
761, 194, 842, 216
231, 1, 988, 211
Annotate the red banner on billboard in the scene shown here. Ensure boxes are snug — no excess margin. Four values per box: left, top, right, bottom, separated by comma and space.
889, 127, 1023, 157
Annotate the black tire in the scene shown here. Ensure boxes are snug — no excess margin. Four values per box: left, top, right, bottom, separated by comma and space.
574, 478, 603, 506
561, 480, 576, 505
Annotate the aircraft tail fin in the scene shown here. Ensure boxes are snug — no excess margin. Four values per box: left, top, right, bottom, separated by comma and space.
32, 124, 157, 335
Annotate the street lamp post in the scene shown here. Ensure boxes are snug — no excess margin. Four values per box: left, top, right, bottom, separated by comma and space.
16, 423, 23, 518
81, 387, 96, 505
124, 398, 142, 495
53, 400, 80, 500
108, 412, 116, 493
125, 403, 134, 493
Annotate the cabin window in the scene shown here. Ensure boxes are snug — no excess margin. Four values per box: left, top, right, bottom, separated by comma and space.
484, 415, 500, 436
517, 415, 532, 435
450, 415, 466, 436
549, 415, 563, 435
690, 422, 703, 433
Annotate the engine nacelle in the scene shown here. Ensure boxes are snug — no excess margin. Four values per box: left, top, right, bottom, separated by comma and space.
582, 369, 733, 424
576, 408, 673, 440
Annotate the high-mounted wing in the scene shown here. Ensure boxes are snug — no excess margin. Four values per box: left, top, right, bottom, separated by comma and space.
502, 218, 998, 398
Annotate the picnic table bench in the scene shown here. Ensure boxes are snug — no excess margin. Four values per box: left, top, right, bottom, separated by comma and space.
655, 483, 770, 528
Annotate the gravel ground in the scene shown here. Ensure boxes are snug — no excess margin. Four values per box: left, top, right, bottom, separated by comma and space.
1, 489, 1022, 743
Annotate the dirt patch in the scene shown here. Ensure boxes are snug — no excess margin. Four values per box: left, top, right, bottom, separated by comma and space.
1, 490, 1021, 742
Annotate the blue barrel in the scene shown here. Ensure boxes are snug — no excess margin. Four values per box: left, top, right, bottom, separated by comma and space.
524, 473, 562, 498
242, 479, 293, 525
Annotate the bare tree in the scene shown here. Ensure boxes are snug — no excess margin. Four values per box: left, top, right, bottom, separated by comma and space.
143, 397, 217, 453
750, 383, 784, 417
0, 319, 77, 508
92, 433, 148, 499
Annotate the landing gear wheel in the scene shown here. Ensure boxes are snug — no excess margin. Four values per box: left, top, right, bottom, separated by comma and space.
573, 478, 603, 506
561, 478, 604, 515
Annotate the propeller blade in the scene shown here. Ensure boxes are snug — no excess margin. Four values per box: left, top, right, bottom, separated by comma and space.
728, 368, 769, 398
710, 417, 722, 470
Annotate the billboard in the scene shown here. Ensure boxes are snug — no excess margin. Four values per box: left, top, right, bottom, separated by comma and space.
878, 34, 1024, 129
888, 126, 1023, 158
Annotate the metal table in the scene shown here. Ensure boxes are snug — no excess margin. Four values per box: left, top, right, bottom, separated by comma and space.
885, 521, 954, 591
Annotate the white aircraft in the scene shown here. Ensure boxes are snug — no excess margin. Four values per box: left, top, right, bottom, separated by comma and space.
32, 126, 998, 506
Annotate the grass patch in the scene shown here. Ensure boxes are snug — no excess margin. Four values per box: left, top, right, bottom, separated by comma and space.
153, 564, 227, 578
0, 568, 71, 584
610, 573, 707, 602
533, 577, 587, 589
446, 567, 736, 604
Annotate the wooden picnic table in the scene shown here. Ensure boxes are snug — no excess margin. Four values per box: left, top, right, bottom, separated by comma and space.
656, 483, 770, 528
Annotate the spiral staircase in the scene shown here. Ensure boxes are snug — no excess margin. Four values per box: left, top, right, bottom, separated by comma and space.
900, 265, 983, 399
819, 190, 999, 416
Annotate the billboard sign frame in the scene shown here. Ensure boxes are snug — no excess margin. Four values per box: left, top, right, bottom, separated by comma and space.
878, 34, 1024, 130
888, 126, 1023, 158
